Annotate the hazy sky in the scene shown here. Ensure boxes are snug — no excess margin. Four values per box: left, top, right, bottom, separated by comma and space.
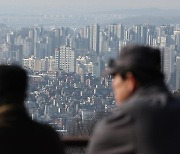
0, 0, 180, 10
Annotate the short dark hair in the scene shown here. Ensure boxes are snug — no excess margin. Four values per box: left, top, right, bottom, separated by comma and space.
0, 65, 28, 105
107, 45, 164, 86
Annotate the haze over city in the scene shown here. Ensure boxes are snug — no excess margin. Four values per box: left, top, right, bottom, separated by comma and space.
0, 0, 180, 10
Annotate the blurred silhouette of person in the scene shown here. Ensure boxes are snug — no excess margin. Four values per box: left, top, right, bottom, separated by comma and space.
0, 65, 64, 154
87, 45, 180, 154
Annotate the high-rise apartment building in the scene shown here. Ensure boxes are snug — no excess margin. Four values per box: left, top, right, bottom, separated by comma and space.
174, 30, 180, 54
7, 32, 14, 44
134, 25, 142, 44
163, 46, 176, 89
55, 46, 75, 73
176, 56, 180, 90
89, 24, 100, 54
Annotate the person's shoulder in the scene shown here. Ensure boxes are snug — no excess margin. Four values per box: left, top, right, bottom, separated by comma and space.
27, 119, 58, 136
93, 110, 133, 135
87, 111, 135, 154
28, 120, 63, 145
121, 90, 173, 112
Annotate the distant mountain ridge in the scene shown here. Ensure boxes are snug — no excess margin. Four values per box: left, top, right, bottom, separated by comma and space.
92, 8, 180, 17
116, 16, 180, 26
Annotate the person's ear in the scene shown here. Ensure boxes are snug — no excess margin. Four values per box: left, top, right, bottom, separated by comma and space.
126, 72, 137, 93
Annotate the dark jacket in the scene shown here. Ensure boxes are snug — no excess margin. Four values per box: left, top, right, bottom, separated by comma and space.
87, 84, 180, 154
0, 105, 64, 154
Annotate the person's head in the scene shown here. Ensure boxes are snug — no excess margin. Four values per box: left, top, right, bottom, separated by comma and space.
106, 45, 164, 104
0, 65, 28, 105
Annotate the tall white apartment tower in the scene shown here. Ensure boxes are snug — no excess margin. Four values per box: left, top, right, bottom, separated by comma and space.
55, 46, 75, 72
107, 24, 124, 40
163, 46, 176, 89
176, 56, 180, 90
116, 24, 124, 40
89, 24, 100, 54
174, 31, 180, 53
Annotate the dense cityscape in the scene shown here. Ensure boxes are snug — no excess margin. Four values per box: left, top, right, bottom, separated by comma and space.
0, 22, 180, 135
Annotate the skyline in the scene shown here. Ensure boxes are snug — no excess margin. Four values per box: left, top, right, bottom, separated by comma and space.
0, 19, 180, 136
